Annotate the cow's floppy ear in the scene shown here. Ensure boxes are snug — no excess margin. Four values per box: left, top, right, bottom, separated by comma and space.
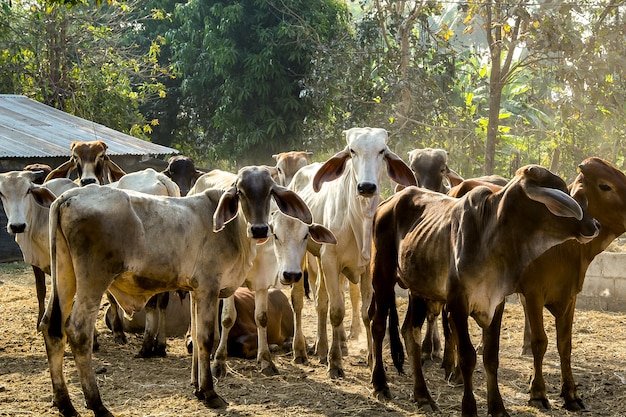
312, 147, 350, 192
45, 160, 76, 182
271, 184, 313, 225
384, 150, 417, 187
446, 169, 464, 187
104, 156, 126, 183
30, 185, 57, 209
213, 186, 239, 232
309, 223, 337, 245
524, 184, 583, 220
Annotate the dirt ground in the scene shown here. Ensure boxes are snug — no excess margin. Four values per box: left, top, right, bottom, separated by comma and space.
1, 261, 625, 417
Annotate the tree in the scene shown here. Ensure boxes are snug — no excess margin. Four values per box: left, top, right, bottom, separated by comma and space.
168, 0, 351, 165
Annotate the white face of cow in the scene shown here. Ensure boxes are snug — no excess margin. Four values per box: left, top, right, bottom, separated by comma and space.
344, 127, 388, 197
0, 171, 39, 234
270, 211, 309, 285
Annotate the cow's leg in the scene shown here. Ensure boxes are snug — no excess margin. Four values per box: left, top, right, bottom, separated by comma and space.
441, 306, 462, 384
32, 266, 46, 325
254, 288, 278, 375
348, 280, 361, 340
190, 295, 199, 387
193, 291, 227, 408
106, 292, 127, 344
519, 294, 533, 355
359, 268, 373, 368
66, 291, 112, 417
555, 298, 586, 411
313, 260, 329, 364
421, 301, 442, 362
370, 265, 393, 400
137, 294, 158, 358
524, 294, 550, 410
291, 279, 308, 364
212, 295, 236, 379
154, 291, 169, 357
482, 301, 508, 417
40, 272, 78, 416
324, 260, 346, 379
448, 294, 478, 417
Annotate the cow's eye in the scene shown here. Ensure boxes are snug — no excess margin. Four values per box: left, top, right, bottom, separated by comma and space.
599, 183, 612, 192
349, 148, 355, 156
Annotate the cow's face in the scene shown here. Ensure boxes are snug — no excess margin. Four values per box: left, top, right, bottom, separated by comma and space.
70, 141, 108, 186
270, 211, 309, 285
162, 156, 203, 196
344, 127, 389, 197
572, 157, 626, 234
408, 148, 449, 192
273, 151, 312, 187
0, 171, 56, 234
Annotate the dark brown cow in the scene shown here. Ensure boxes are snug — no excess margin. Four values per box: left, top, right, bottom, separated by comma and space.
45, 140, 126, 185
517, 157, 626, 411
222, 287, 294, 359
407, 148, 463, 192
369, 165, 599, 416
161, 155, 205, 197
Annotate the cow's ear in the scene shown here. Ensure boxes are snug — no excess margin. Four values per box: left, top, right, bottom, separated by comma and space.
271, 184, 313, 225
312, 147, 350, 192
309, 223, 337, 245
524, 184, 583, 220
45, 160, 76, 182
104, 157, 126, 183
446, 169, 464, 187
213, 187, 239, 232
384, 150, 417, 187
30, 185, 57, 208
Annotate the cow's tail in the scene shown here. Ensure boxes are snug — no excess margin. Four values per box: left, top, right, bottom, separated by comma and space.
388, 290, 405, 374
38, 196, 64, 338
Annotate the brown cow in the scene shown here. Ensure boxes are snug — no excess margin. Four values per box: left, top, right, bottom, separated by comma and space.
517, 157, 626, 411
369, 165, 599, 416
272, 151, 313, 187
223, 288, 294, 359
45, 140, 126, 185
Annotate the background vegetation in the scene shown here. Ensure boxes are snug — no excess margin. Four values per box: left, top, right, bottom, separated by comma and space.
1, 0, 625, 181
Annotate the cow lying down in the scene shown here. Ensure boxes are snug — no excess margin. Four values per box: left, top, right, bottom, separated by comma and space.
221, 287, 294, 359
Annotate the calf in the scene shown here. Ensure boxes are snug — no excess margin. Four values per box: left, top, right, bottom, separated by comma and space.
45, 140, 126, 185
369, 165, 599, 416
517, 157, 626, 411
39, 166, 312, 415
0, 171, 77, 324
223, 287, 294, 359
189, 169, 336, 376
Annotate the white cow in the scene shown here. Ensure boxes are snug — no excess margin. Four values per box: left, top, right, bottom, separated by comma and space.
289, 127, 416, 378
39, 166, 313, 415
0, 171, 78, 323
189, 170, 336, 376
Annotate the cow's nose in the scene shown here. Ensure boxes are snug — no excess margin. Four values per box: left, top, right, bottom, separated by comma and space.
250, 224, 269, 239
280, 271, 303, 285
9, 223, 26, 234
80, 178, 97, 186
357, 182, 377, 195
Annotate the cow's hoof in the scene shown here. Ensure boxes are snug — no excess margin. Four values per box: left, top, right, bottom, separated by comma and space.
186, 340, 194, 354
261, 364, 279, 376
114, 333, 128, 345
329, 367, 344, 379
528, 397, 550, 410
373, 387, 392, 401
563, 398, 587, 412
205, 394, 228, 409
417, 401, 439, 413
294, 355, 308, 365
57, 403, 80, 417
154, 344, 167, 357
211, 364, 227, 380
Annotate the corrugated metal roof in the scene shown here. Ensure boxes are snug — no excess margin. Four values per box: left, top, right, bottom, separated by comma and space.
0, 95, 178, 158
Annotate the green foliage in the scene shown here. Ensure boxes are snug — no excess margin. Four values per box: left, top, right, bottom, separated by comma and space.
168, 0, 350, 165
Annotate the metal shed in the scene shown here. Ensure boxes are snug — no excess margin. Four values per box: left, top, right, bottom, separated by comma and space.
0, 94, 179, 261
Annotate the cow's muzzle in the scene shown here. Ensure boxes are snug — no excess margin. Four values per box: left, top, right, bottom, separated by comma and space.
8, 223, 26, 234
357, 182, 377, 196
280, 271, 303, 286
250, 224, 269, 239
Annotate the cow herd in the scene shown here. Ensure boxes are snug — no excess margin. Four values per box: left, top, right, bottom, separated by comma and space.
0, 127, 625, 417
